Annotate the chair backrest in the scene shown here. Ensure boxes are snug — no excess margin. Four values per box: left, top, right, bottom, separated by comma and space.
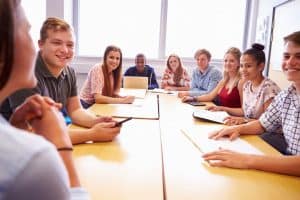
123, 76, 148, 89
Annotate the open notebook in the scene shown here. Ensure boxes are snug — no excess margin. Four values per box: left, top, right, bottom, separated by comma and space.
181, 127, 264, 155
193, 110, 229, 124
119, 88, 147, 99
89, 94, 159, 119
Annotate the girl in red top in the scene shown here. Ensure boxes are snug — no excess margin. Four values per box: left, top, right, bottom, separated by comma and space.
182, 47, 243, 108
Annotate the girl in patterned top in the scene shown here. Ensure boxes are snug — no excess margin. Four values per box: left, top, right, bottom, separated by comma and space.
208, 43, 281, 125
80, 45, 134, 107
182, 47, 243, 108
161, 54, 191, 91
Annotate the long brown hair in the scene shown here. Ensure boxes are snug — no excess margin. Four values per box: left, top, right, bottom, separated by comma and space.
0, 0, 19, 89
167, 54, 184, 86
101, 45, 122, 97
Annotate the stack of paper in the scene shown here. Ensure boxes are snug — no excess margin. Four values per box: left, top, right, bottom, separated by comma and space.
149, 88, 176, 95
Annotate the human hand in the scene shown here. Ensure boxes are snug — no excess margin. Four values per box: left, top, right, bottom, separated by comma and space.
29, 97, 71, 149
164, 86, 171, 91
90, 122, 121, 142
165, 86, 175, 91
163, 74, 170, 79
121, 96, 135, 104
181, 96, 193, 102
206, 105, 223, 111
92, 115, 114, 126
202, 148, 252, 169
178, 91, 188, 98
223, 116, 246, 126
10, 95, 62, 130
208, 126, 241, 141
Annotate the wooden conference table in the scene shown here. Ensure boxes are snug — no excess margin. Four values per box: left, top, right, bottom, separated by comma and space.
70, 90, 300, 200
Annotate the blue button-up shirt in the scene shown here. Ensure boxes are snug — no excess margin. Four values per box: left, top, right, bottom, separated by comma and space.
190, 65, 222, 96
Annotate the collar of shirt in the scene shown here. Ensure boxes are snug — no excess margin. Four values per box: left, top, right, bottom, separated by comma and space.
134, 65, 150, 76
196, 65, 211, 76
288, 84, 300, 108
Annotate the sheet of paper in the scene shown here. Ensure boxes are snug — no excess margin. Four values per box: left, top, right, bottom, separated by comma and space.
149, 88, 176, 95
132, 98, 144, 106
119, 88, 147, 99
181, 127, 264, 155
89, 95, 159, 119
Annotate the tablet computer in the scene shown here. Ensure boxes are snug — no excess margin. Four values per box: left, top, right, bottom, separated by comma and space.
193, 110, 229, 124
186, 101, 206, 106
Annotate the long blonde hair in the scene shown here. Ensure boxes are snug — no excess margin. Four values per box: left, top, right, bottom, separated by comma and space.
223, 47, 241, 93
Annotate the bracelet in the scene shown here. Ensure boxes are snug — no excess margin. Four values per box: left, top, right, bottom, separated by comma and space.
57, 147, 73, 151
192, 96, 197, 102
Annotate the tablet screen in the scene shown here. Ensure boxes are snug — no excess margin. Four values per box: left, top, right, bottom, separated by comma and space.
186, 101, 206, 106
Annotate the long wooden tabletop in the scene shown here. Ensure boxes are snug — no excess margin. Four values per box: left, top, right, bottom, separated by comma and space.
71, 91, 300, 200
71, 119, 163, 200
158, 93, 300, 200
88, 92, 159, 119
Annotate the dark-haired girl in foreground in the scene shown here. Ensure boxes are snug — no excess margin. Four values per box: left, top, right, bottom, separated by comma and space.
0, 0, 88, 199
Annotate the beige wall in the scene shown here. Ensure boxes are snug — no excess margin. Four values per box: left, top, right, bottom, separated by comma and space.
256, 0, 291, 89
268, 70, 291, 89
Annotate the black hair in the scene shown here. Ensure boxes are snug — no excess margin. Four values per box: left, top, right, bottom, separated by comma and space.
243, 43, 265, 65
0, 0, 18, 89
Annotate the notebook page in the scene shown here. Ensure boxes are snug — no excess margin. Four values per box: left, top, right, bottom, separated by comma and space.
181, 127, 264, 155
119, 88, 147, 99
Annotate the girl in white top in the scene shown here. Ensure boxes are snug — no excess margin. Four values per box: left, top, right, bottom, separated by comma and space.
208, 43, 281, 125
